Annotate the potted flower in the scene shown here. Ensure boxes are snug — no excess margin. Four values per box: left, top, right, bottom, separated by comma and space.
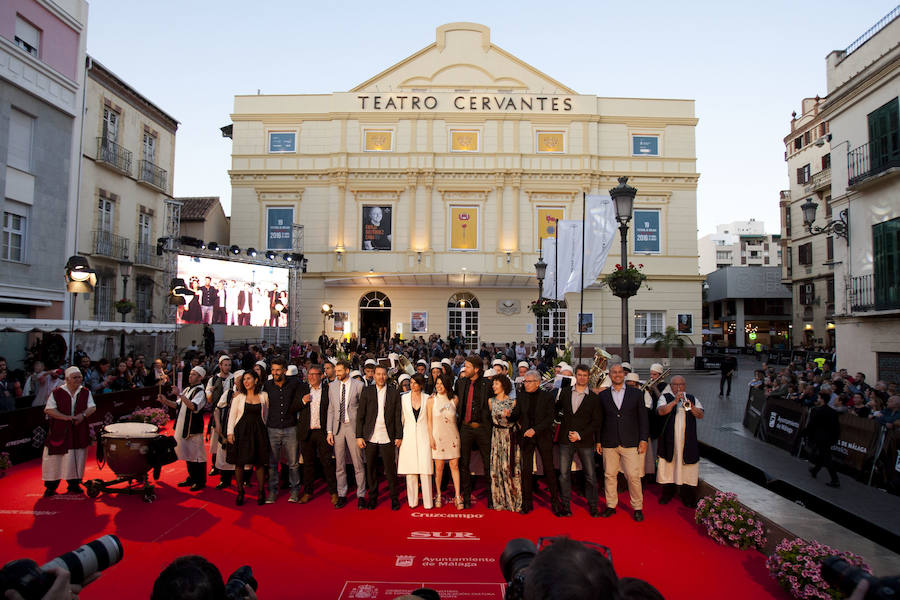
0, 451, 10, 477
603, 262, 646, 298
767, 537, 870, 599
125, 407, 169, 429
114, 298, 136, 315
527, 297, 559, 318
695, 491, 767, 550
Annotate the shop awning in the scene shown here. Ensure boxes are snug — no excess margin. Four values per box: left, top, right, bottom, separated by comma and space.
0, 318, 176, 334
324, 272, 605, 289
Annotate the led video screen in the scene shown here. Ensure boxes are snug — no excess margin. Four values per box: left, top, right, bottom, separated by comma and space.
176, 255, 290, 326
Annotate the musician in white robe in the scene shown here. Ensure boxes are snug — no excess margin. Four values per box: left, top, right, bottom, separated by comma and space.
656, 375, 704, 507
42, 367, 96, 496
158, 365, 208, 491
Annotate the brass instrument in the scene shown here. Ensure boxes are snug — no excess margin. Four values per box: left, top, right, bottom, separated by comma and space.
587, 347, 612, 389
640, 368, 671, 392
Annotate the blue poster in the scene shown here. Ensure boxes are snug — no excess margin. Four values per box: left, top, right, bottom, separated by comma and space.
269, 132, 296, 153
267, 208, 293, 250
633, 210, 660, 253
632, 135, 659, 156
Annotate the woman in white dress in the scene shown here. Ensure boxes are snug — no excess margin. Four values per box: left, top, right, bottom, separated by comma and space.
252, 287, 267, 327
398, 374, 434, 509
427, 374, 462, 509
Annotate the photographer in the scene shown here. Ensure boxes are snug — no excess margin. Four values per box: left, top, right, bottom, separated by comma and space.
150, 556, 257, 600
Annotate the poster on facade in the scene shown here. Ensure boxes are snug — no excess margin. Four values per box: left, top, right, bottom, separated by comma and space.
633, 209, 660, 253
333, 311, 349, 333
536, 207, 565, 248
632, 135, 659, 156
175, 255, 289, 327
268, 132, 295, 153
267, 207, 294, 250
410, 311, 427, 333
361, 206, 392, 250
677, 313, 693, 334
578, 313, 594, 334
450, 206, 478, 250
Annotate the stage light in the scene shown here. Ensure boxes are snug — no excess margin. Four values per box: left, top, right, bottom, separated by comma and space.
283, 253, 293, 262
265, 250, 276, 260
179, 236, 205, 249
229, 245, 241, 255
65, 255, 97, 293
246, 248, 257, 257
207, 242, 219, 251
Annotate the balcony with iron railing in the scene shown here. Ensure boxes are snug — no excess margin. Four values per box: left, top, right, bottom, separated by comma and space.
91, 230, 130, 261
96, 137, 132, 175
847, 273, 900, 313
134, 241, 164, 269
848, 141, 900, 187
138, 159, 167, 192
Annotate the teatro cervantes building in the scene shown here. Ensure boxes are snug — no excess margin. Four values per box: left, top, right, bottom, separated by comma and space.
227, 23, 702, 364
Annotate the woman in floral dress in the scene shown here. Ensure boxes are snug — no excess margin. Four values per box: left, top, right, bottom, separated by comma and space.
427, 374, 462, 509
490, 374, 522, 512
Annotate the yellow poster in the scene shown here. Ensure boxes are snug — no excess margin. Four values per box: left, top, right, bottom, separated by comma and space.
450, 206, 478, 250
537, 207, 564, 247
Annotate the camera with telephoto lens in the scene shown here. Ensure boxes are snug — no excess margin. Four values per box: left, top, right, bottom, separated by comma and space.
0, 535, 123, 600
821, 557, 900, 599
499, 538, 538, 600
224, 565, 258, 600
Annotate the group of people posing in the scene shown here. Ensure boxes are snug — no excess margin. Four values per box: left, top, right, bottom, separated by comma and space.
136, 350, 705, 520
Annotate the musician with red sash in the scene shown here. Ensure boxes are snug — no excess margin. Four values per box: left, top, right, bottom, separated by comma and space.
42, 366, 96, 496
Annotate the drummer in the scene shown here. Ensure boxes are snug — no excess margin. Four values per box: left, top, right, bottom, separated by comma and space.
158, 365, 208, 491
42, 366, 96, 496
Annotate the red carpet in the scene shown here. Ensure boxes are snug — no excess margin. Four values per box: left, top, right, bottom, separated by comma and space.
0, 440, 788, 599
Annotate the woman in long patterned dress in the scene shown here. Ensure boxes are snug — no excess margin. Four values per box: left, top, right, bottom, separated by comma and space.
490, 374, 522, 512
427, 374, 462, 509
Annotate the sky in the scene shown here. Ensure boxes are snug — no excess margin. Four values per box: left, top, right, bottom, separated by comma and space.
85, 0, 898, 237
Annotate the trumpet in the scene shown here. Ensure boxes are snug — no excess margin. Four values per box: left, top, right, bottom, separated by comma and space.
640, 368, 670, 392
676, 392, 692, 411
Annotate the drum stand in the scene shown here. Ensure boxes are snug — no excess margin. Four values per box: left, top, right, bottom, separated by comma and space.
85, 475, 156, 503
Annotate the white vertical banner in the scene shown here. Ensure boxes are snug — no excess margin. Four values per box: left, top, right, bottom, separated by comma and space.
542, 238, 559, 300
561, 195, 617, 295
556, 220, 584, 299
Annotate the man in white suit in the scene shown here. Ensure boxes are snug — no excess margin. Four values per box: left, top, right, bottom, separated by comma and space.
326, 359, 366, 509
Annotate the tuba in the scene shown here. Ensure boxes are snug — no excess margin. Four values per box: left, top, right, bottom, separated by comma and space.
587, 347, 612, 389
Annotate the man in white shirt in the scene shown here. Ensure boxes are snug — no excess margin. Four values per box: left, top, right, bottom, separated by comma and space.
356, 365, 403, 510
42, 367, 96, 496
158, 366, 208, 491
326, 360, 365, 509
299, 365, 337, 504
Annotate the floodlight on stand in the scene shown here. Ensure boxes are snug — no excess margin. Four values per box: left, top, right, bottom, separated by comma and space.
246, 247, 257, 258
65, 255, 97, 293
229, 245, 241, 255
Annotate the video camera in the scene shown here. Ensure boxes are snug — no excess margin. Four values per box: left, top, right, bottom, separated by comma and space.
0, 535, 123, 600
821, 557, 900, 599
224, 565, 258, 600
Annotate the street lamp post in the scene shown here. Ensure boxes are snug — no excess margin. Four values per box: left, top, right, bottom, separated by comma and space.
118, 260, 133, 359
321, 303, 334, 337
609, 176, 637, 363
534, 252, 547, 363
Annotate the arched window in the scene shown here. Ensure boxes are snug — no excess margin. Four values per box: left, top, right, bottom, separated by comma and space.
447, 292, 479, 351
359, 291, 391, 308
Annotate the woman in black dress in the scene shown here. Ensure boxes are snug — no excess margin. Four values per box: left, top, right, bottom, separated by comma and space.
183, 278, 202, 323
227, 370, 270, 505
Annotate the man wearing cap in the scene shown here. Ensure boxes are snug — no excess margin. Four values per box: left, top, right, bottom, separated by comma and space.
454, 355, 494, 508
158, 365, 208, 491
42, 367, 97, 496
324, 358, 337, 384
327, 359, 366, 509
415, 360, 427, 378
205, 355, 234, 477
363, 359, 376, 387
518, 369, 561, 514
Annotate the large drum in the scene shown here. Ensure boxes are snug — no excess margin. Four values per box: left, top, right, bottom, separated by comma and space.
102, 423, 158, 477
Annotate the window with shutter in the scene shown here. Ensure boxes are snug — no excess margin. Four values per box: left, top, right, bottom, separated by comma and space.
873, 217, 900, 309
867, 97, 899, 174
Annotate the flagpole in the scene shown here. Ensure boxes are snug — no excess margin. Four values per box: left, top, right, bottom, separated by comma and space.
554, 218, 559, 307
578, 191, 586, 363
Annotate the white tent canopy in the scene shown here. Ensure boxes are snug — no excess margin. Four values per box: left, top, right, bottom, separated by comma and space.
0, 318, 175, 334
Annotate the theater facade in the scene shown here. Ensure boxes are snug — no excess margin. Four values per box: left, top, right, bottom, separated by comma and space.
227, 23, 702, 363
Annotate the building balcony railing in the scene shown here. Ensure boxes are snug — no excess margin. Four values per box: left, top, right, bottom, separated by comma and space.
96, 137, 132, 175
138, 159, 168, 192
848, 141, 900, 187
804, 168, 831, 194
847, 273, 900, 313
91, 230, 130, 261
134, 241, 164, 269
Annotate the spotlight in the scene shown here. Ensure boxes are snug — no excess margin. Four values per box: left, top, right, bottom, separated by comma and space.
265, 250, 276, 260
65, 255, 97, 293
229, 245, 240, 255
283, 253, 293, 262
207, 242, 219, 251
179, 236, 204, 249
246, 248, 257, 257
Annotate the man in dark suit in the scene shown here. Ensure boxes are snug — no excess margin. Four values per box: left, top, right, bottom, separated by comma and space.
356, 365, 403, 510
557, 364, 602, 517
297, 364, 336, 504
454, 355, 494, 508
597, 363, 649, 521
237, 284, 253, 326
518, 369, 561, 514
